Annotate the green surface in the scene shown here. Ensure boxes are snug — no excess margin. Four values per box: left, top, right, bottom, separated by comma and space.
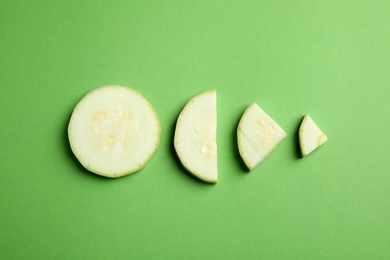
1, 0, 389, 259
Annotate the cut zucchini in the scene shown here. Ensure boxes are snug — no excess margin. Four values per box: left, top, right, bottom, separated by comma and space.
299, 115, 327, 157
237, 103, 286, 171
68, 85, 160, 178
174, 90, 217, 183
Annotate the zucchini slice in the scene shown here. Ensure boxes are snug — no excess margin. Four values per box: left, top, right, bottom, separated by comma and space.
174, 90, 217, 183
68, 85, 160, 178
237, 103, 286, 171
299, 115, 327, 157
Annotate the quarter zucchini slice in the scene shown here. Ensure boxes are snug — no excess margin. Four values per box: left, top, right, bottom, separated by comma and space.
237, 103, 286, 171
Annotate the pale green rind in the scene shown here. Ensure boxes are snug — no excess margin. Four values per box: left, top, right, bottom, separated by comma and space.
237, 104, 255, 171
298, 115, 309, 157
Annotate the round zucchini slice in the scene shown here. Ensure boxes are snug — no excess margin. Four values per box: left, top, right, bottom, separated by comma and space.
68, 85, 160, 178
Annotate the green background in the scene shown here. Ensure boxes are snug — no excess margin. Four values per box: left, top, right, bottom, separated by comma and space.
1, 0, 389, 259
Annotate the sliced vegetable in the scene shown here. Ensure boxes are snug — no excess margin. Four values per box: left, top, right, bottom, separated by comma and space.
237, 103, 286, 171
299, 115, 327, 157
68, 85, 160, 178
174, 90, 217, 183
